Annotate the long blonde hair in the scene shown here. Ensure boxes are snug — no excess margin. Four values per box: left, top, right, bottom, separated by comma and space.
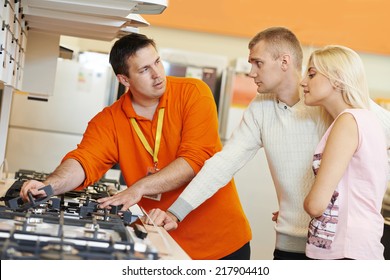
308, 45, 370, 132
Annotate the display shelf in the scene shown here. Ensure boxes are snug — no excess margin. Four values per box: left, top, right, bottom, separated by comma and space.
0, 0, 26, 90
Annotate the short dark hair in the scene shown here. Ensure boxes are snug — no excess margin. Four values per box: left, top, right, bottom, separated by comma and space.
109, 33, 157, 76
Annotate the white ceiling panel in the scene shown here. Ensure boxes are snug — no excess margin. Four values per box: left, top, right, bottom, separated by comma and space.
23, 7, 129, 28
21, 0, 167, 40
25, 0, 138, 17
26, 21, 137, 41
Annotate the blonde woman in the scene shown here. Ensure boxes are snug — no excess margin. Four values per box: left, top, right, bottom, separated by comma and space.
301, 45, 388, 260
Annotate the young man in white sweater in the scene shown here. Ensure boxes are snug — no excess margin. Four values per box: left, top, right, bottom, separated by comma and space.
146, 27, 390, 260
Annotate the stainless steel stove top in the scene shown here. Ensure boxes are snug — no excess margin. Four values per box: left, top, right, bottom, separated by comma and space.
0, 170, 159, 260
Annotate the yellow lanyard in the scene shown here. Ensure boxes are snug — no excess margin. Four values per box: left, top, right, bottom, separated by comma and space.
130, 108, 165, 167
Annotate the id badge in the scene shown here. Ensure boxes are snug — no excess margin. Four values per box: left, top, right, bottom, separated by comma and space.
143, 166, 162, 201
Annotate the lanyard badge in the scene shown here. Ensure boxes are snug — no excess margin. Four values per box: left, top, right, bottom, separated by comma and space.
130, 107, 165, 201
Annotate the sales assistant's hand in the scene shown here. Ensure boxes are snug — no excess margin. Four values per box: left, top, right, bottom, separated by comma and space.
20, 180, 46, 201
97, 186, 143, 211
145, 208, 179, 231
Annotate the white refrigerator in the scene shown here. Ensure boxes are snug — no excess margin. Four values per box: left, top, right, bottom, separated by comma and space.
5, 52, 117, 173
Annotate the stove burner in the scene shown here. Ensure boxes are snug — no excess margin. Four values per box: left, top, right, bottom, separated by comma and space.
0, 169, 158, 260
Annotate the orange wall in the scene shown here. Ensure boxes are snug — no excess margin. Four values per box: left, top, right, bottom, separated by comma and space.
144, 0, 390, 55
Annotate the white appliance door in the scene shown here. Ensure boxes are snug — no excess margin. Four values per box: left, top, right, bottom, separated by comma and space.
5, 53, 114, 173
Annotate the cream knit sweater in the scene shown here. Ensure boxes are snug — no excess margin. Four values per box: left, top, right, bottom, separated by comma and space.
169, 93, 390, 253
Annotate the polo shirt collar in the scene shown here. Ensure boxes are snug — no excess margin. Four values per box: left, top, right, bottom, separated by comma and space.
121, 84, 169, 119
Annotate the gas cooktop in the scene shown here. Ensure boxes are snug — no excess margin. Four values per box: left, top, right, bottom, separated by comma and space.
0, 169, 159, 260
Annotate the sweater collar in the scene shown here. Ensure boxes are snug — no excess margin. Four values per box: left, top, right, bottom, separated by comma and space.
276, 99, 290, 110
276, 97, 306, 111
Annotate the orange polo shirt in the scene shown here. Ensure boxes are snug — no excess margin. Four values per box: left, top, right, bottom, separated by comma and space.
63, 76, 251, 259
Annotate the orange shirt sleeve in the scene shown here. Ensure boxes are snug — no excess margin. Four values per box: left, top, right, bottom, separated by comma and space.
172, 77, 222, 174
62, 106, 119, 188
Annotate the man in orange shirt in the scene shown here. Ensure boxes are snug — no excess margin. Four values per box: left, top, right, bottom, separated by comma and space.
20, 33, 251, 260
